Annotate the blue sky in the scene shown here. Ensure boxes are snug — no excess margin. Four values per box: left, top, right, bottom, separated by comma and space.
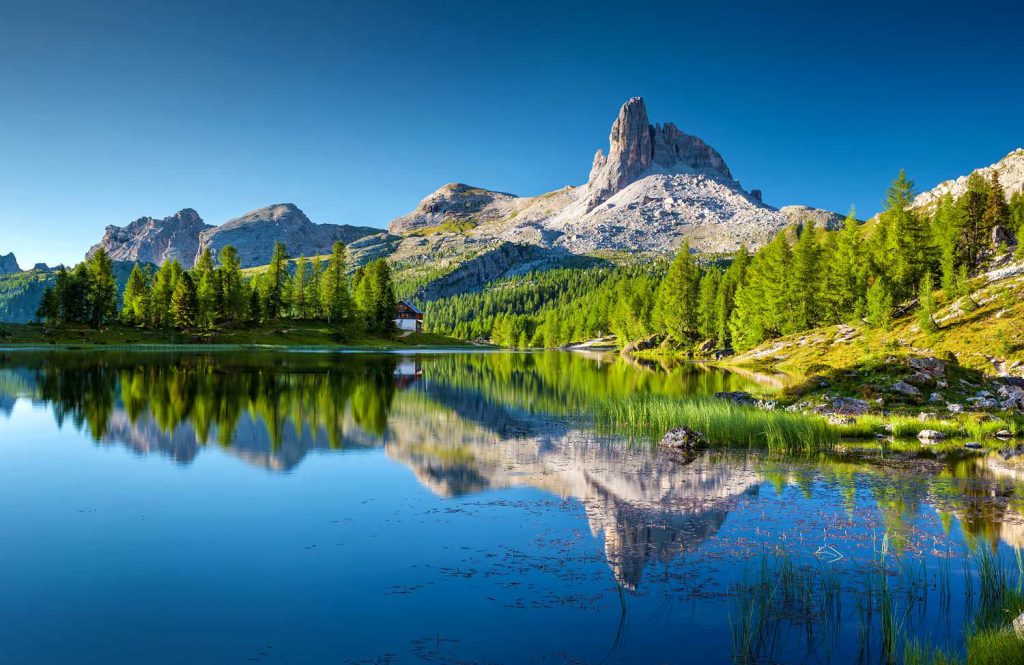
1, 0, 1022, 267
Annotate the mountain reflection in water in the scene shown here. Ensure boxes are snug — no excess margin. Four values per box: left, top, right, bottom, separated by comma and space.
2, 349, 1024, 597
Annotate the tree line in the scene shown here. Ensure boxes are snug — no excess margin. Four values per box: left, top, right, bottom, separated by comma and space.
428, 170, 1023, 351
37, 241, 400, 337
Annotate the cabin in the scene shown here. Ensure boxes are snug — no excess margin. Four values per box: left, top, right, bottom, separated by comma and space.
394, 300, 424, 332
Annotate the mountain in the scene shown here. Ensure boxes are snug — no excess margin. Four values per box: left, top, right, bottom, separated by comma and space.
912, 148, 1024, 211
89, 208, 211, 266
89, 204, 379, 269
0, 253, 20, 275
197, 203, 379, 268
385, 97, 843, 296
0, 261, 143, 324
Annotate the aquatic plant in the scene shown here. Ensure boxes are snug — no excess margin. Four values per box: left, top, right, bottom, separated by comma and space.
596, 396, 839, 452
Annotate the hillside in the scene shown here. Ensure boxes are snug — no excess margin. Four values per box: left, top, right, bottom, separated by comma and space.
730, 259, 1024, 377
0, 262, 146, 324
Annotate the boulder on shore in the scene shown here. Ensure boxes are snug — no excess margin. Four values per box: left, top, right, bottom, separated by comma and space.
621, 335, 663, 355
918, 429, 946, 443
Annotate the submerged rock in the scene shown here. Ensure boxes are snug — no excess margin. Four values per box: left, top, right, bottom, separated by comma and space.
964, 442, 983, 450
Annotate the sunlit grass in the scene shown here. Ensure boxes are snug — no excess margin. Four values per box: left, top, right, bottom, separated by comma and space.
595, 396, 839, 453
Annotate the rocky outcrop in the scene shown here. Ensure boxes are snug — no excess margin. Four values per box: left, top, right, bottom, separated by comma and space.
196, 203, 378, 268
0, 252, 20, 275
388, 183, 519, 235
88, 204, 380, 270
779, 205, 847, 231
88, 208, 212, 267
582, 97, 731, 212
913, 148, 1024, 211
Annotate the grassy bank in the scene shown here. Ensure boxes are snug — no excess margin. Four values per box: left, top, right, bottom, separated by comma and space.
0, 321, 475, 349
596, 396, 839, 453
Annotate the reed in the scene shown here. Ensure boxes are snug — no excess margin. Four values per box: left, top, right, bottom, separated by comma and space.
596, 396, 839, 453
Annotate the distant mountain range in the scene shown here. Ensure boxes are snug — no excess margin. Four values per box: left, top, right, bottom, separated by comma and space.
2, 97, 1023, 320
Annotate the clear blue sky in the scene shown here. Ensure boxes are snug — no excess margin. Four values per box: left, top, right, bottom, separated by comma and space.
1, 0, 1022, 268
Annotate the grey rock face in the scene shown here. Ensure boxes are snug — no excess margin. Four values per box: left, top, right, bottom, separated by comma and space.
779, 205, 847, 231
389, 184, 518, 235
0, 252, 20, 275
197, 203, 379, 268
582, 97, 731, 211
891, 381, 923, 398
913, 148, 1024, 212
88, 208, 212, 267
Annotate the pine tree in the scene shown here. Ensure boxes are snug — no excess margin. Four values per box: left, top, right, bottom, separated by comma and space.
291, 256, 308, 319
218, 245, 246, 323
150, 260, 183, 328
655, 243, 700, 342
86, 248, 118, 327
790, 221, 822, 330
823, 209, 866, 323
696, 268, 721, 343
865, 279, 894, 330
193, 247, 218, 328
917, 271, 937, 333
982, 173, 1011, 249
320, 241, 352, 328
879, 171, 929, 302
122, 264, 151, 326
264, 241, 289, 320
170, 273, 198, 330
729, 233, 792, 350
930, 194, 960, 296
353, 259, 397, 336
715, 247, 748, 349
956, 173, 991, 271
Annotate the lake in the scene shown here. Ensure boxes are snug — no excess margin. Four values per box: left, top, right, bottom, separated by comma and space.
0, 350, 1022, 663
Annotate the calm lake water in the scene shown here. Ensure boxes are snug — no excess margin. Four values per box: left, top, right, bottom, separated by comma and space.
0, 350, 1022, 664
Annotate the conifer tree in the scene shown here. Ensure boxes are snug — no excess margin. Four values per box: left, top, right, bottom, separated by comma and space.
193, 247, 218, 328
170, 273, 198, 330
982, 173, 1011, 247
655, 243, 699, 342
790, 221, 822, 330
917, 271, 937, 333
956, 173, 991, 271
86, 248, 118, 326
879, 171, 929, 301
320, 241, 352, 328
291, 256, 308, 319
264, 241, 289, 320
122, 264, 151, 326
823, 210, 866, 323
218, 245, 246, 323
696, 268, 721, 343
865, 279, 894, 330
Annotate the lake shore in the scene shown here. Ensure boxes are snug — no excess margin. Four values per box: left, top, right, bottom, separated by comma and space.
0, 321, 479, 350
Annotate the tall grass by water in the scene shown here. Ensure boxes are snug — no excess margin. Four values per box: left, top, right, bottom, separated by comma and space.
596, 396, 839, 453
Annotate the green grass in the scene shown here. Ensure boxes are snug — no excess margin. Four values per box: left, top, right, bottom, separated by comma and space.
595, 396, 839, 453
835, 414, 1020, 440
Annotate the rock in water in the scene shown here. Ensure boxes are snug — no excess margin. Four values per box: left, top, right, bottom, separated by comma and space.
659, 427, 709, 458
918, 429, 946, 443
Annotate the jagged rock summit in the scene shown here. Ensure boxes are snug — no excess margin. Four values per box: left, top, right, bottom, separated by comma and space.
582, 96, 731, 211
0, 252, 20, 275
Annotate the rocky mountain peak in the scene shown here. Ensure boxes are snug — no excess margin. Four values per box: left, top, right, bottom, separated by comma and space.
0, 252, 20, 275
388, 183, 519, 235
582, 97, 732, 211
